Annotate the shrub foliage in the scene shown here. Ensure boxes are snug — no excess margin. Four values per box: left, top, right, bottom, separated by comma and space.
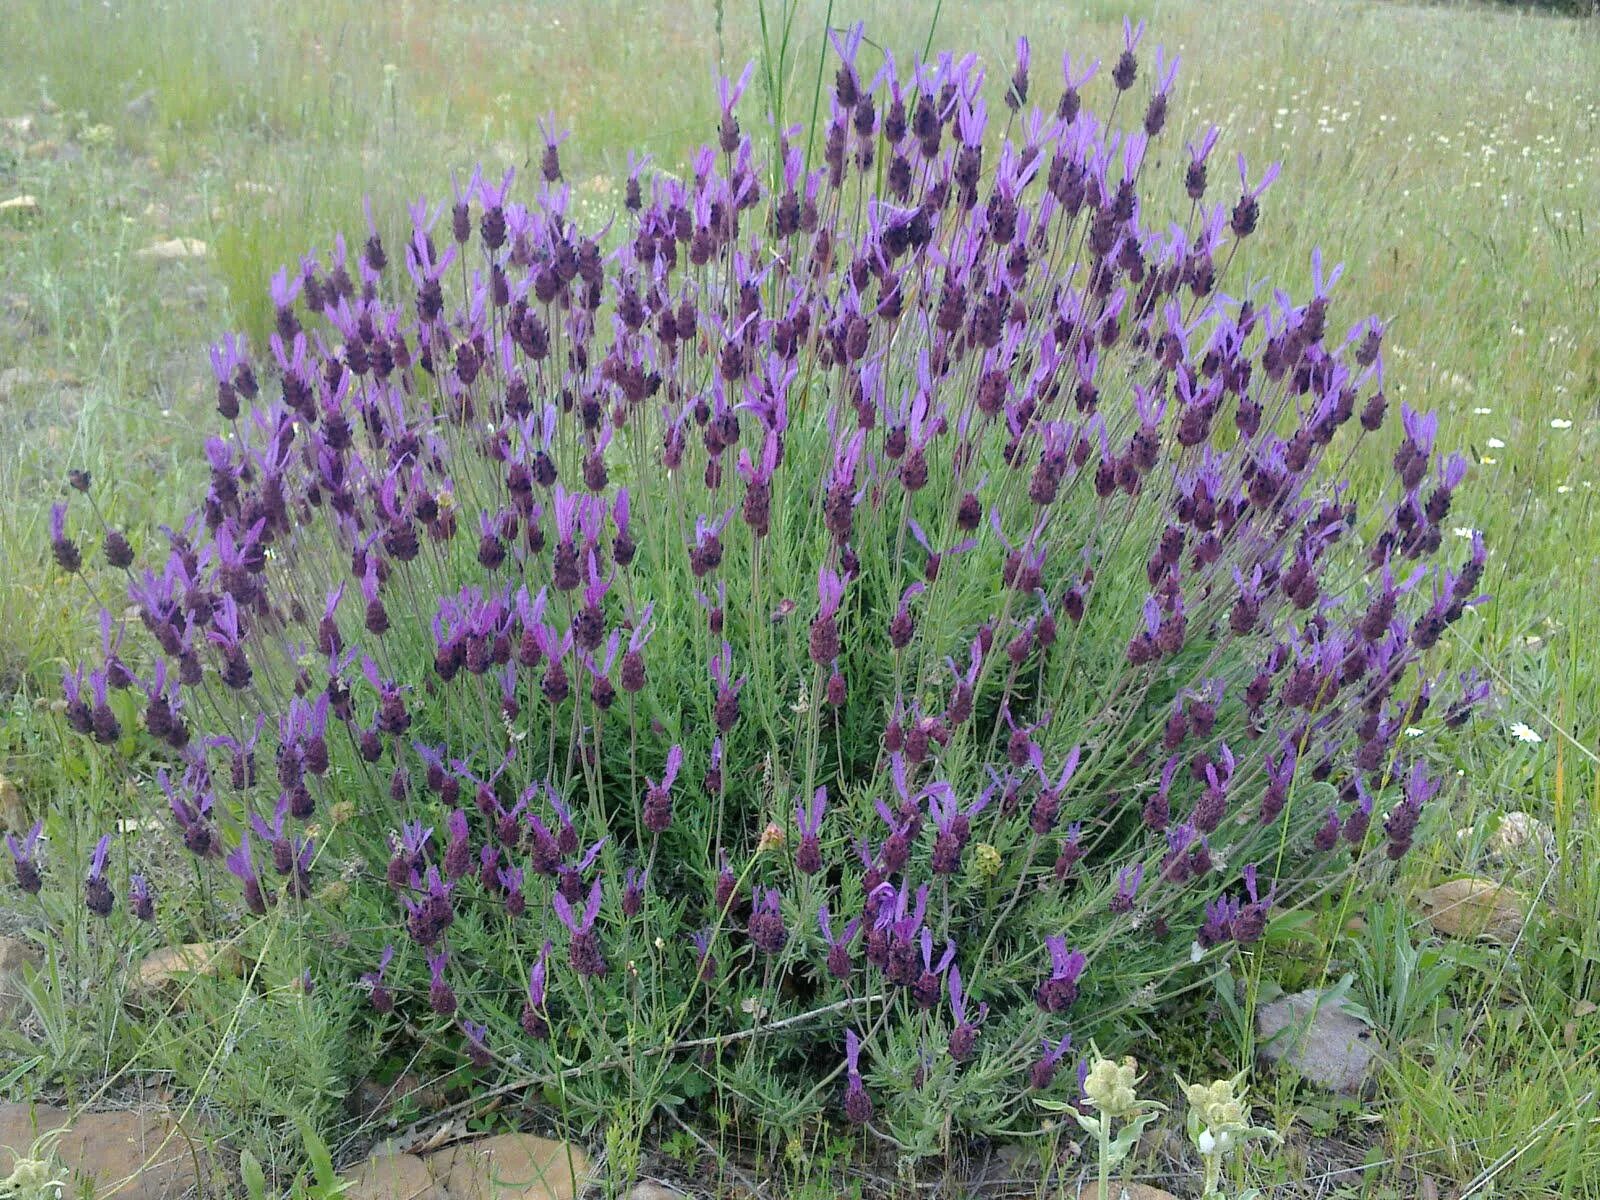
30, 20, 1487, 1153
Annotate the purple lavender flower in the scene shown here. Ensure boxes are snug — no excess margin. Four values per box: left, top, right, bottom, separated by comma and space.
6, 818, 44, 895
842, 1028, 872, 1123
1031, 1032, 1073, 1090
818, 903, 860, 981
427, 949, 456, 1016
747, 887, 787, 955
643, 744, 682, 835
84, 834, 114, 917
946, 966, 987, 1062
129, 874, 154, 921
1109, 862, 1144, 915
522, 940, 552, 1038
554, 878, 606, 978
461, 1019, 492, 1068
361, 945, 396, 1014
794, 787, 826, 875
225, 832, 271, 916
49, 502, 80, 572
1035, 937, 1087, 1013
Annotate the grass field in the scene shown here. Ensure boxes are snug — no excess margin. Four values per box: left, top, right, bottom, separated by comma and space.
1, 1, 1598, 1196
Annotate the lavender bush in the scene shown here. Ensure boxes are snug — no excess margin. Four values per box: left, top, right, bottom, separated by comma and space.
36, 22, 1486, 1153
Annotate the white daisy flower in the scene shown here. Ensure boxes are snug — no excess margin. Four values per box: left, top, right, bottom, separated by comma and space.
1509, 721, 1543, 744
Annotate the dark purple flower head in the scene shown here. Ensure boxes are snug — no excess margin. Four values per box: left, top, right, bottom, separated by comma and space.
129, 874, 154, 921
1031, 1032, 1073, 1090
946, 966, 988, 1062
747, 887, 787, 955
1036, 936, 1086, 1013
842, 1028, 872, 1123
427, 949, 456, 1015
1109, 862, 1144, 915
643, 743, 683, 834
6, 818, 44, 895
554, 878, 606, 977
83, 834, 114, 917
522, 940, 553, 1037
794, 786, 827, 875
226, 832, 271, 916
819, 903, 860, 981
49, 502, 80, 572
361, 944, 396, 1014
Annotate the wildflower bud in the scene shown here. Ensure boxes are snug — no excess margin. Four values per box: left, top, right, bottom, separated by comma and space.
1083, 1055, 1140, 1117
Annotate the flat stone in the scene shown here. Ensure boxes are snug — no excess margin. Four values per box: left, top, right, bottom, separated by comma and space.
1489, 811, 1551, 857
0, 1103, 208, 1199
124, 90, 157, 121
134, 237, 207, 261
0, 935, 40, 972
628, 1184, 688, 1200
0, 934, 41, 1029
0, 775, 26, 832
130, 942, 243, 999
1070, 1184, 1180, 1200
349, 1072, 446, 1122
342, 1150, 435, 1200
428, 1134, 591, 1200
1256, 987, 1375, 1093
1419, 878, 1525, 941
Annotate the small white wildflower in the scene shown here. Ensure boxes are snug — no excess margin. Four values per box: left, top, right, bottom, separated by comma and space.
1486, 437, 1506, 448
1481, 456, 1498, 464
1451, 527, 1477, 539
1472, 406, 1493, 414
1551, 418, 1573, 429
1509, 721, 1543, 744
1404, 726, 1425, 739
1557, 485, 1572, 495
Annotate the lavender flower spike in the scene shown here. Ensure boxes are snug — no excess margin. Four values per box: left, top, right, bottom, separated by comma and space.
794, 787, 826, 875
84, 834, 114, 917
843, 1028, 873, 1124
6, 818, 44, 895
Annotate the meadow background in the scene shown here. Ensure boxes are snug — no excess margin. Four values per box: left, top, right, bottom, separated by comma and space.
0, 1, 1597, 1196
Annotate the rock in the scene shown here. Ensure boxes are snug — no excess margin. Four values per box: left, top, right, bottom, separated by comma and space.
0, 366, 82, 403
0, 934, 41, 1028
134, 237, 207, 262
0, 1103, 208, 1199
629, 1184, 688, 1200
349, 1072, 446, 1122
124, 90, 157, 121
342, 1150, 434, 1200
429, 1134, 592, 1200
0, 195, 39, 218
1069, 1184, 1181, 1200
130, 942, 243, 999
343, 1136, 591, 1200
0, 935, 40, 972
1489, 811, 1551, 857
1255, 987, 1375, 1093
0, 774, 26, 831
1419, 878, 1526, 941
